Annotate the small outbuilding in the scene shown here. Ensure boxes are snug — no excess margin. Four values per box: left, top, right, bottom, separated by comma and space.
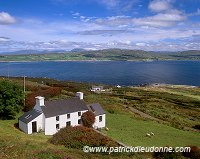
91, 86, 105, 92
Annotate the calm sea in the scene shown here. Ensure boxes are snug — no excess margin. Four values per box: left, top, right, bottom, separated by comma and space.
0, 61, 199, 86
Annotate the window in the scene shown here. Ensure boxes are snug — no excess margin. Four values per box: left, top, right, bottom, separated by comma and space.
25, 114, 32, 119
99, 116, 102, 122
78, 119, 81, 124
66, 121, 71, 127
56, 116, 59, 121
78, 111, 81, 116
67, 113, 70, 119
56, 124, 59, 129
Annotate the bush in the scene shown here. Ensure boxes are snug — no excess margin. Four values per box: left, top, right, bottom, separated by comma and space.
24, 87, 62, 111
153, 151, 182, 159
182, 146, 200, 159
49, 126, 118, 149
108, 109, 115, 114
81, 111, 95, 128
0, 80, 23, 119
192, 124, 200, 130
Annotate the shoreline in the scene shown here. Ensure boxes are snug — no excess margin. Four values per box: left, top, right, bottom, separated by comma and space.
0, 59, 200, 62
0, 76, 199, 88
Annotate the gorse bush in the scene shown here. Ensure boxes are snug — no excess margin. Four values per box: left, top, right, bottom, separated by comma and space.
81, 111, 95, 128
49, 126, 118, 149
24, 87, 62, 111
182, 146, 200, 159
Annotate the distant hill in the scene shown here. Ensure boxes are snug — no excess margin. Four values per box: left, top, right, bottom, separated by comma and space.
0, 49, 68, 55
0, 48, 199, 61
70, 48, 86, 52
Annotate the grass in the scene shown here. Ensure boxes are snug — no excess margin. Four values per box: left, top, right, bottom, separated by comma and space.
103, 112, 200, 147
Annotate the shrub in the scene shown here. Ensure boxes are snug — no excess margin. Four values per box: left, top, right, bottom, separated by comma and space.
81, 111, 95, 128
49, 126, 118, 149
153, 151, 182, 159
192, 124, 200, 130
0, 80, 23, 119
24, 87, 62, 111
182, 146, 200, 159
108, 109, 115, 114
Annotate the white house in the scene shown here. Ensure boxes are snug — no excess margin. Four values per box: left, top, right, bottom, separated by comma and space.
91, 86, 105, 92
19, 92, 106, 135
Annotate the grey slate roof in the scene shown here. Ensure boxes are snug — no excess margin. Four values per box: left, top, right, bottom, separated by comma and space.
41, 97, 89, 118
87, 103, 105, 116
19, 109, 42, 124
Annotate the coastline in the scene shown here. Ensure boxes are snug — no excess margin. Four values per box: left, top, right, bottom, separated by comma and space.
0, 59, 200, 62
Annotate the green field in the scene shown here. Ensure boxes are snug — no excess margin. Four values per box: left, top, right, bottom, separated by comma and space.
104, 112, 200, 147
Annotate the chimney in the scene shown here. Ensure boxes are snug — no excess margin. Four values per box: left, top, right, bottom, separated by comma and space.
76, 92, 83, 100
35, 96, 45, 106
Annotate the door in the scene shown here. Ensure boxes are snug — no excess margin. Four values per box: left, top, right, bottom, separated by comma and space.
32, 121, 37, 133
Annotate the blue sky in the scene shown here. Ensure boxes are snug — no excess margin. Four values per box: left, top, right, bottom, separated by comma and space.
0, 0, 200, 52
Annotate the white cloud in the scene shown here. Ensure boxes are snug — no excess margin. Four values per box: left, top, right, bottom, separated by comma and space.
96, 0, 139, 13
98, 0, 119, 8
94, 9, 186, 27
149, 0, 171, 12
0, 12, 17, 25
72, 12, 80, 16
133, 10, 187, 27
136, 42, 146, 46
0, 36, 10, 42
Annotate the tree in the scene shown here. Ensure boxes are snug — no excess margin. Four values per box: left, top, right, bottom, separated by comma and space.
0, 80, 23, 119
81, 111, 95, 128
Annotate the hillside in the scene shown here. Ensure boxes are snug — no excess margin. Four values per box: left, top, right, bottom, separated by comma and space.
0, 77, 200, 158
0, 49, 199, 61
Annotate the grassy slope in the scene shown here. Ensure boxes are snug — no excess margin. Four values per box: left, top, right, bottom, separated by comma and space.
104, 112, 200, 147
1, 117, 142, 159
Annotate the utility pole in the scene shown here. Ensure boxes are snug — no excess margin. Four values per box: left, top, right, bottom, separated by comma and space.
24, 75, 26, 106
7, 62, 10, 79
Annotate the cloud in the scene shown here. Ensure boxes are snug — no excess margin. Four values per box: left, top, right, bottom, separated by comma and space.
98, 0, 119, 8
0, 36, 10, 42
72, 12, 80, 16
94, 9, 186, 27
149, 0, 171, 12
133, 9, 187, 27
77, 29, 129, 36
96, 0, 139, 13
0, 12, 17, 25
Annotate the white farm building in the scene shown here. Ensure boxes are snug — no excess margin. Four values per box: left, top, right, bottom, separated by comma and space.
19, 92, 106, 135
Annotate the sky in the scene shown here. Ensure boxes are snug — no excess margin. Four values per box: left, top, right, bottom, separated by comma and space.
0, 0, 200, 52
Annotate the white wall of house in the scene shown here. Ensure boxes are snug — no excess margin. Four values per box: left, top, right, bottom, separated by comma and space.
19, 120, 28, 134
44, 110, 88, 135
26, 113, 44, 134
93, 114, 106, 129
